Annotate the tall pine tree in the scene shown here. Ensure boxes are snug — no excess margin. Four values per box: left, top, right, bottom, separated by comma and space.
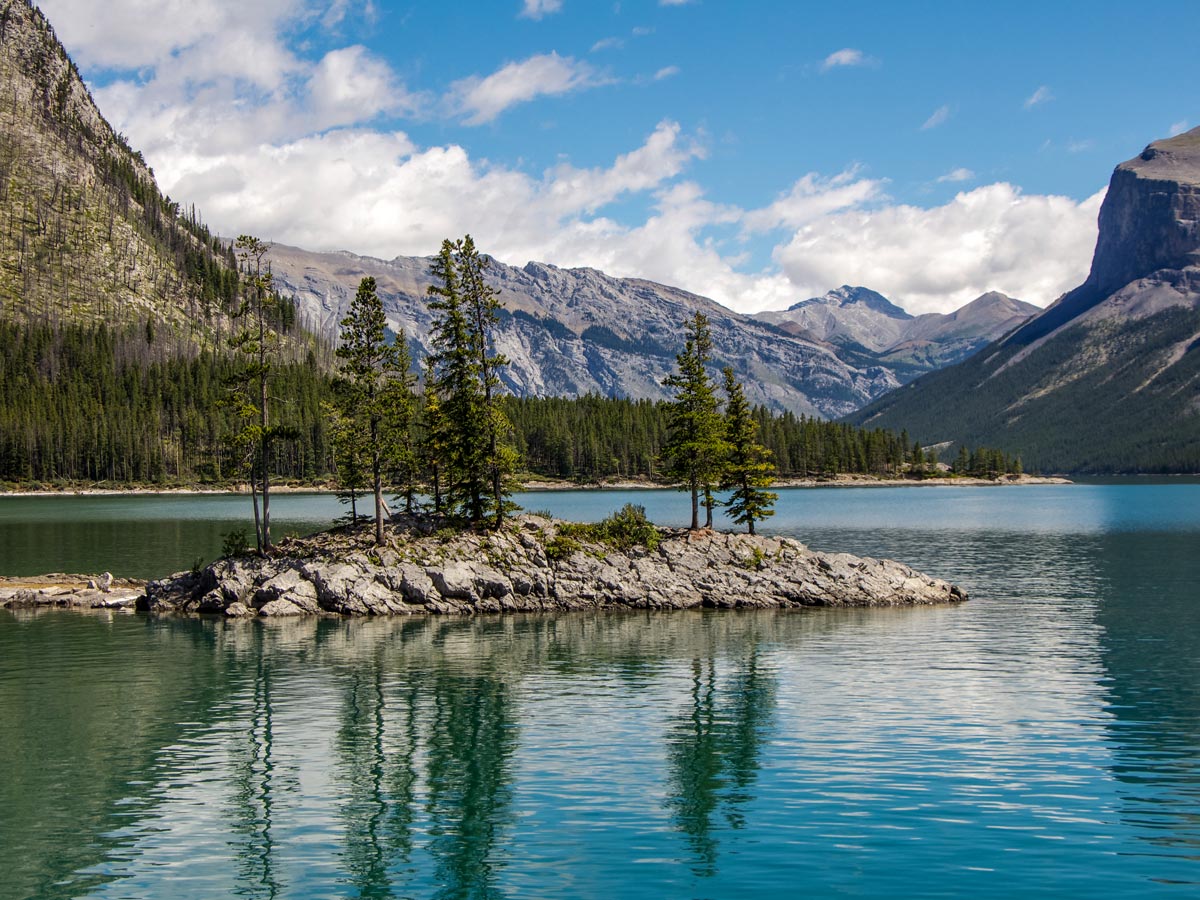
458, 235, 518, 529
427, 240, 485, 521
336, 276, 414, 545
425, 237, 518, 528
721, 366, 777, 535
325, 401, 369, 523
663, 312, 726, 531
226, 234, 291, 553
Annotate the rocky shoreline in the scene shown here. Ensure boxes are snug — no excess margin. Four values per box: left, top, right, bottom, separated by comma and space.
128, 514, 966, 618
0, 573, 144, 610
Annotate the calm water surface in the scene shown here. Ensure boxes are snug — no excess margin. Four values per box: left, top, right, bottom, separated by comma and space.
2, 483, 1199, 898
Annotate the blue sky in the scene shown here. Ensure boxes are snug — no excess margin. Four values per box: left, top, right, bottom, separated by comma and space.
37, 0, 1198, 314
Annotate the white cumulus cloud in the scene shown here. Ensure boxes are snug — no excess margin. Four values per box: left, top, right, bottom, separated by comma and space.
744, 169, 886, 233
450, 53, 604, 125
308, 46, 414, 130
771, 183, 1105, 314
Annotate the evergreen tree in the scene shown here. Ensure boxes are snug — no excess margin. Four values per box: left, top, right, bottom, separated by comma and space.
325, 401, 368, 522
457, 235, 519, 529
227, 234, 291, 553
720, 367, 777, 535
426, 240, 485, 521
425, 237, 518, 528
336, 276, 414, 545
953, 445, 970, 475
418, 356, 448, 515
663, 312, 726, 530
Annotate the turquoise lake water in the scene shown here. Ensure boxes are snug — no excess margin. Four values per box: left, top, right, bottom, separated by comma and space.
2, 482, 1199, 898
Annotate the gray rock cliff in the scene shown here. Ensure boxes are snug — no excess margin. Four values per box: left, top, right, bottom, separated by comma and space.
849, 127, 1200, 473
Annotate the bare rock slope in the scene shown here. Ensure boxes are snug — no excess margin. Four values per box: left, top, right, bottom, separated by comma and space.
268, 245, 898, 418
756, 286, 1039, 379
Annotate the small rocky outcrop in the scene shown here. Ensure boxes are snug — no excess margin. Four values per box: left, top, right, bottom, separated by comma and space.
138, 515, 966, 618
0, 574, 144, 610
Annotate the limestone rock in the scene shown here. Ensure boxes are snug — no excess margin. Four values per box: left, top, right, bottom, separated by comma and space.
139, 515, 966, 619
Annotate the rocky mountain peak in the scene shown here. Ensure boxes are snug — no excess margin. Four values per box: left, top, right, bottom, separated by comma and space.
953, 291, 1036, 320
791, 285, 914, 320
1089, 126, 1200, 297
1007, 126, 1200, 347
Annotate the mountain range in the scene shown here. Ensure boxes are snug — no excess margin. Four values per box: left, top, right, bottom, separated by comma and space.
267, 244, 908, 418
753, 286, 1039, 381
850, 127, 1200, 472
0, 0, 1042, 423
267, 244, 1038, 418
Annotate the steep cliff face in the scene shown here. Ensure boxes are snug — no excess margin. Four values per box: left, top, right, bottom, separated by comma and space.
267, 244, 900, 418
1011, 128, 1200, 347
848, 127, 1200, 473
1090, 131, 1200, 296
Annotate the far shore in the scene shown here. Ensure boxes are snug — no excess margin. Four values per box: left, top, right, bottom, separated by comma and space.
1, 473, 1072, 497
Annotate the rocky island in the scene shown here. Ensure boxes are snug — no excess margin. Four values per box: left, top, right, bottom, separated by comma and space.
132, 513, 966, 618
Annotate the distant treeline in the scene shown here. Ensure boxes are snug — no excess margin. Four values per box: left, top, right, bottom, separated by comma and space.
505, 395, 1021, 480
0, 320, 333, 484
0, 320, 1023, 486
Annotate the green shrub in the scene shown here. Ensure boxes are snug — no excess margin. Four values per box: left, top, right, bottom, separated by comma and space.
598, 503, 661, 551
740, 547, 765, 570
221, 527, 249, 558
553, 503, 661, 553
545, 534, 583, 561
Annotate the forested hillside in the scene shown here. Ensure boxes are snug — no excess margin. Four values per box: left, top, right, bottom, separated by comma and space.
0, 0, 238, 339
0, 318, 1022, 487
0, 321, 333, 484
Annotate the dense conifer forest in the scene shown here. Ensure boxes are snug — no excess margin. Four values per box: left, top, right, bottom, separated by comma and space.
0, 319, 1022, 488
0, 320, 332, 484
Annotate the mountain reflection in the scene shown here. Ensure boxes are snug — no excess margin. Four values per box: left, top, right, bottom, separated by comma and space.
666, 647, 776, 877
1093, 531, 1200, 856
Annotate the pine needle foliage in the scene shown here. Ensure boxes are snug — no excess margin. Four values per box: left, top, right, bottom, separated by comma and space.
721, 366, 778, 535
336, 276, 415, 544
425, 236, 518, 528
662, 312, 728, 530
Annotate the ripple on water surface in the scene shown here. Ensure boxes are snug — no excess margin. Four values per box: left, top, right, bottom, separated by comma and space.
2, 484, 1200, 898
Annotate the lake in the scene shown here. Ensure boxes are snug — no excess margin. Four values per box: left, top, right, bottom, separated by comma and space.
2, 482, 1199, 898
